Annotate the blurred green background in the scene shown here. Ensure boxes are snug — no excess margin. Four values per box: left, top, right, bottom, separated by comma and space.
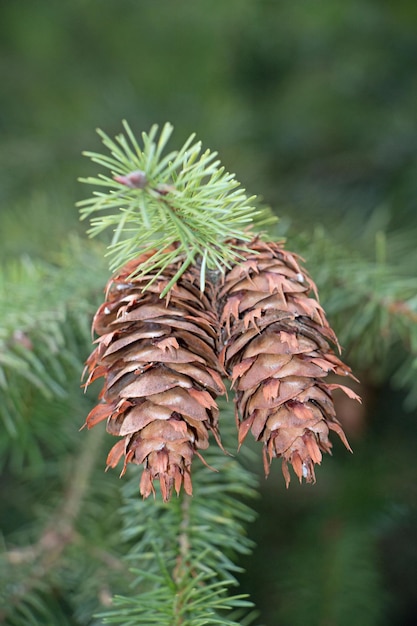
1, 1, 417, 624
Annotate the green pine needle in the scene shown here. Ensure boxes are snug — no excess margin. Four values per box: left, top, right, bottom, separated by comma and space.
78, 121, 276, 295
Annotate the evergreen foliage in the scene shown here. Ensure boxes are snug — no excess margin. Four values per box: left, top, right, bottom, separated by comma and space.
1, 2, 417, 623
78, 122, 274, 294
0, 239, 107, 471
2, 127, 417, 623
98, 408, 258, 626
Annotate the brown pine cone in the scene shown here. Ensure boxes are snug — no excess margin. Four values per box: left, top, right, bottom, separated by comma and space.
83, 249, 226, 501
218, 237, 360, 486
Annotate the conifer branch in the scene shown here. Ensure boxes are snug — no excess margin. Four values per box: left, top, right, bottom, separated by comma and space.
98, 409, 258, 626
1, 427, 105, 623
0, 238, 108, 469
77, 124, 363, 622
78, 121, 275, 296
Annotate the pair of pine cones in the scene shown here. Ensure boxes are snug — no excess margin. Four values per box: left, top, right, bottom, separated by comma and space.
83, 238, 359, 502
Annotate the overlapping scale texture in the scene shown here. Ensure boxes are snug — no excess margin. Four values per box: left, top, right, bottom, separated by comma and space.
83, 252, 226, 501
218, 238, 359, 486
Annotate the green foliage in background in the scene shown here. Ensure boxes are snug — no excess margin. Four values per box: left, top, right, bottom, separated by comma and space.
1, 1, 417, 624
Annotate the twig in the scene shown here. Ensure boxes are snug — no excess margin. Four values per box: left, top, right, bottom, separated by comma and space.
171, 493, 192, 625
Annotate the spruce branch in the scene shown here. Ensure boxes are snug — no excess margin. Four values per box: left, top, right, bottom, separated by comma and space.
0, 238, 108, 470
0, 426, 105, 623
78, 121, 275, 296
98, 408, 259, 626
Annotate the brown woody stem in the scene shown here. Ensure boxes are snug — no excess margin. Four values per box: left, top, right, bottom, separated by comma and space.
171, 493, 193, 624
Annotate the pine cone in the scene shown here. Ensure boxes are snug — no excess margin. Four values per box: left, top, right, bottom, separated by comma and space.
83, 250, 226, 501
218, 238, 360, 486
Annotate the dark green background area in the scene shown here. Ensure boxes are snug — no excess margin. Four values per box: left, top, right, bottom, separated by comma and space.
1, 2, 416, 624
2, 0, 416, 251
